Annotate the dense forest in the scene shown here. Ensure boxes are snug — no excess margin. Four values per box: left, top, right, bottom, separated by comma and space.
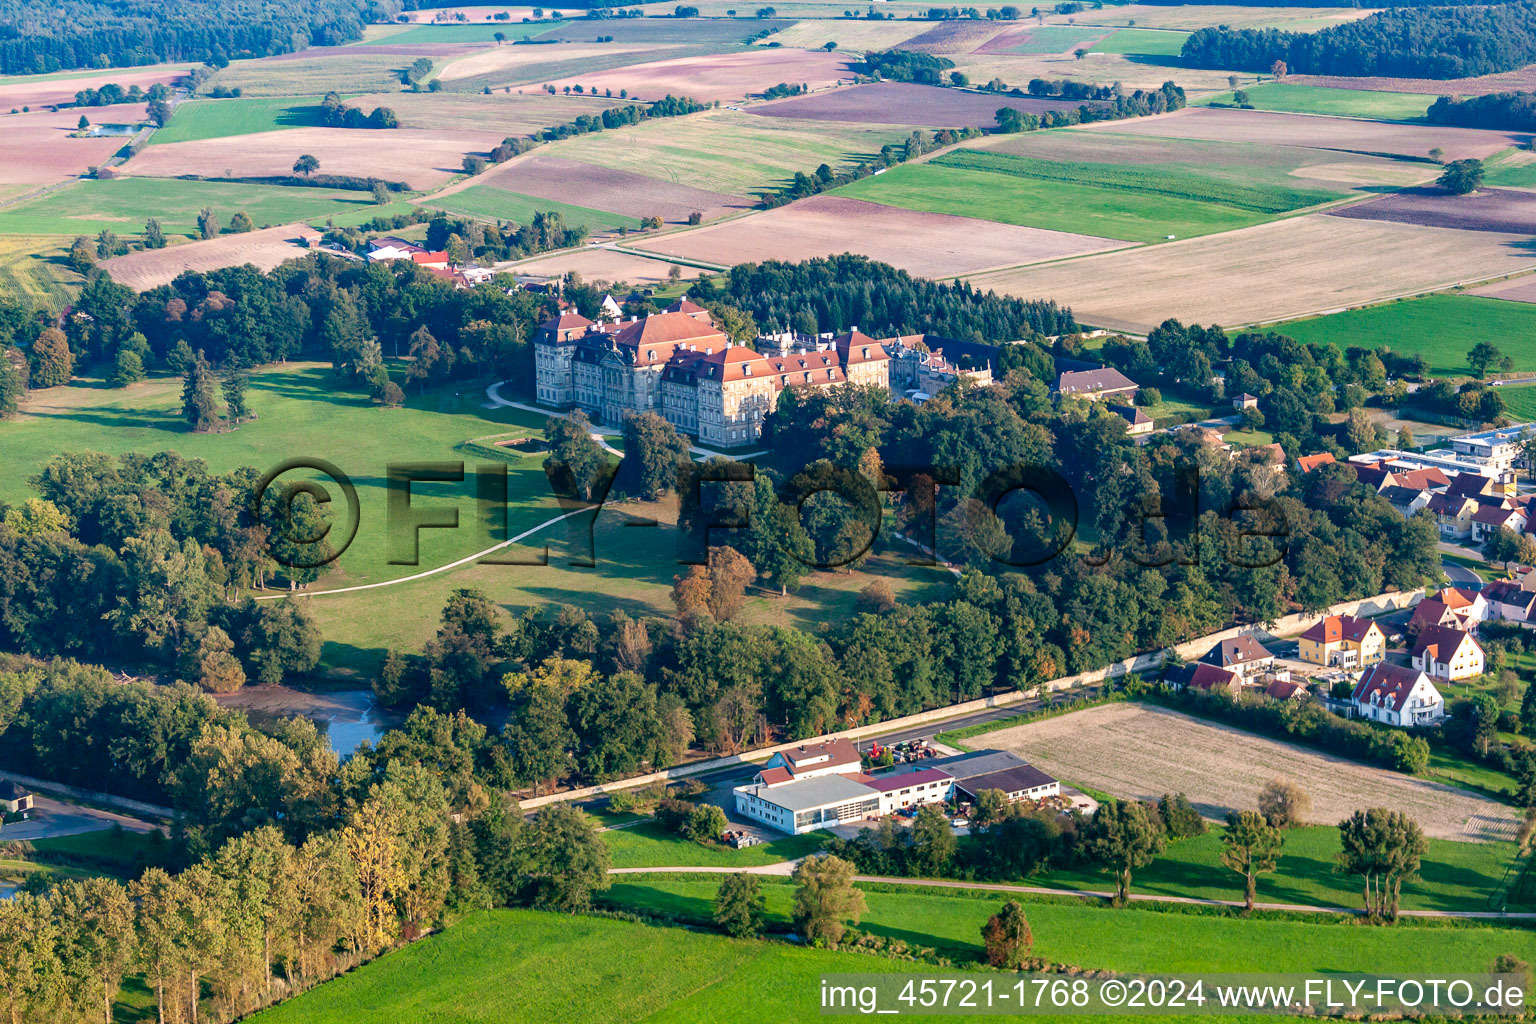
1426, 91, 1536, 131
1181, 3, 1536, 79
0, 0, 384, 74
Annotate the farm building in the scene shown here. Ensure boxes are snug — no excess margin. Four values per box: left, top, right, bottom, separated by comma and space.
1411, 624, 1485, 683
952, 764, 1060, 805
1351, 663, 1445, 728
0, 781, 32, 816
1053, 367, 1138, 402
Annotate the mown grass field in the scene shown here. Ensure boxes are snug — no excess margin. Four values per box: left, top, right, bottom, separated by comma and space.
0, 177, 387, 239
247, 904, 1536, 1024
834, 162, 1275, 244
1197, 82, 1433, 122
1273, 293, 1536, 377
1499, 384, 1536, 421
1091, 28, 1190, 58
150, 96, 328, 145
206, 53, 428, 98
0, 234, 83, 310
603, 821, 825, 869
424, 183, 643, 230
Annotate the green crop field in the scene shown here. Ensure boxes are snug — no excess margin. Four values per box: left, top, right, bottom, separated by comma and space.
1500, 384, 1536, 421
1199, 83, 1433, 122
0, 178, 392, 239
1483, 152, 1536, 189
0, 235, 83, 311
1273, 293, 1536, 377
245, 903, 1536, 1023
149, 96, 329, 145
835, 162, 1276, 244
385, 21, 566, 46
932, 150, 1341, 215
424, 184, 643, 231
1091, 28, 1190, 58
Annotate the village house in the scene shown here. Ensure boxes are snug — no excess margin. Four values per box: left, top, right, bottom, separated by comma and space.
1265, 680, 1308, 702
1296, 452, 1336, 474
1411, 624, 1485, 682
1109, 404, 1154, 437
1351, 663, 1445, 727
759, 739, 862, 781
1482, 581, 1536, 624
1171, 661, 1241, 693
1054, 367, 1138, 402
1472, 505, 1530, 545
1232, 393, 1258, 411
1298, 613, 1385, 670
1198, 635, 1275, 679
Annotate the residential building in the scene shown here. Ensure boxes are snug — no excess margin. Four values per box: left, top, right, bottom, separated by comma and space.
1172, 662, 1240, 693
1298, 614, 1385, 669
1439, 586, 1489, 625
1411, 624, 1485, 682
1408, 598, 1457, 636
1427, 493, 1481, 540
1265, 680, 1308, 702
1198, 635, 1275, 678
1472, 505, 1529, 545
366, 237, 426, 262
1351, 663, 1445, 727
1483, 581, 1536, 623
760, 738, 862, 781
0, 782, 32, 816
1232, 393, 1258, 410
1054, 367, 1138, 402
410, 250, 450, 270
1381, 485, 1432, 517
1108, 404, 1154, 436
1296, 453, 1336, 474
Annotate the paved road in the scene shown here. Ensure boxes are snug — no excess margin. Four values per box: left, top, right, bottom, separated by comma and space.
606, 865, 1536, 919
1, 796, 158, 842
1441, 554, 1486, 591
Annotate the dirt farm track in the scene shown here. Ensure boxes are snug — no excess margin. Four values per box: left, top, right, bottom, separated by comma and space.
987, 703, 1519, 842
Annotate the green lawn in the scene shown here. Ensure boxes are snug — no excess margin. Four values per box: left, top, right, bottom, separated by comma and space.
150, 96, 329, 145
247, 904, 1536, 1024
0, 178, 390, 239
424, 184, 643, 231
1272, 294, 1536, 378
603, 821, 825, 869
1499, 384, 1536, 422
1091, 28, 1190, 58
1198, 83, 1433, 122
835, 162, 1277, 244
384, 21, 565, 46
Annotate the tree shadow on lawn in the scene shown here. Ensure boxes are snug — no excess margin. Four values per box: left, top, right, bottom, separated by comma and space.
24, 404, 190, 432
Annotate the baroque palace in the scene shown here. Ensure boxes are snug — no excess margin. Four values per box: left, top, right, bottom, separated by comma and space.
532, 298, 894, 446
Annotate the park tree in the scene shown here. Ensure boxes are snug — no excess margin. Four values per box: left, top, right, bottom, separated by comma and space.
981, 899, 1033, 968
1336, 807, 1427, 921
1439, 158, 1484, 195
544, 411, 609, 502
196, 625, 246, 692
147, 97, 170, 126
1271, 59, 1286, 78
1083, 799, 1166, 903
619, 411, 691, 499
714, 873, 766, 937
515, 803, 611, 910
29, 327, 73, 387
705, 303, 757, 345
672, 566, 712, 619
1257, 778, 1310, 828
221, 365, 250, 423
292, 154, 320, 177
705, 545, 756, 621
371, 181, 391, 205
1219, 810, 1283, 912
182, 350, 220, 432
111, 348, 146, 387
1, 497, 67, 537
1158, 793, 1206, 838
792, 855, 867, 946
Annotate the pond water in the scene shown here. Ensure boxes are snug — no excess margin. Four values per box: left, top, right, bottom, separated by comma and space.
213, 686, 401, 756
83, 123, 141, 137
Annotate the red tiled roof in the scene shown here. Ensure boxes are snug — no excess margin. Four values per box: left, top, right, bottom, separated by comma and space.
1352, 663, 1429, 713
410, 251, 449, 265
1296, 453, 1336, 473
1408, 599, 1453, 634
833, 330, 890, 366
1441, 587, 1477, 610
1393, 467, 1451, 490
1413, 623, 1479, 663
757, 766, 793, 786
1299, 613, 1378, 645
1473, 505, 1521, 527
1265, 680, 1304, 701
1184, 662, 1238, 691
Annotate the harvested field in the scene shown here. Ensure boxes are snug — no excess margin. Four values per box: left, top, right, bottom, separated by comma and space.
1469, 274, 1536, 305
98, 224, 321, 291
950, 49, 1245, 96
899, 21, 1010, 54
120, 126, 505, 191
433, 42, 681, 83
0, 67, 187, 112
400, 6, 543, 22
532, 18, 793, 44
988, 703, 1519, 842
0, 102, 145, 185
261, 42, 488, 59
1291, 65, 1536, 97
509, 247, 703, 284
1077, 107, 1521, 162
515, 108, 916, 195
975, 25, 1110, 56
967, 214, 1536, 333
346, 90, 623, 134
1055, 3, 1376, 32
749, 81, 1088, 127
466, 154, 748, 220
633, 195, 1126, 277
541, 48, 854, 103
425, 184, 644, 231
762, 20, 930, 51
1330, 186, 1536, 234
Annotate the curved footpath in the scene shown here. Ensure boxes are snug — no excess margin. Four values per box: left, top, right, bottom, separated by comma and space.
608, 865, 1536, 920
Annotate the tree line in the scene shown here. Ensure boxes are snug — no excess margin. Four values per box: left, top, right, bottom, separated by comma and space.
1427, 91, 1536, 131
1181, 3, 1536, 79
0, 0, 380, 75
757, 127, 985, 208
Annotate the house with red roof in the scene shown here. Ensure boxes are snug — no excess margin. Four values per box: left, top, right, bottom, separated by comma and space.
1411, 624, 1484, 682
1471, 505, 1529, 545
1484, 581, 1536, 623
1198, 635, 1275, 679
1298, 613, 1384, 669
1351, 663, 1444, 727
1296, 453, 1336, 474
